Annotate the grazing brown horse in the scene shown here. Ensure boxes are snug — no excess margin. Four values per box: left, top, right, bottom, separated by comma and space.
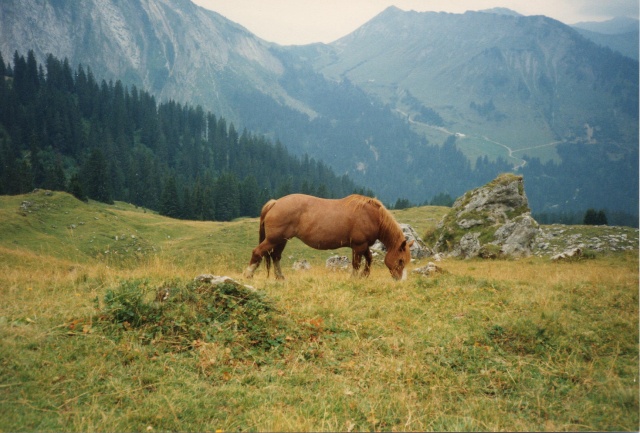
243, 194, 413, 280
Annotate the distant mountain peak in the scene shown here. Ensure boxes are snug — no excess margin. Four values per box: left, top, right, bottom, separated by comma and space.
572, 17, 639, 35
479, 7, 523, 17
381, 5, 402, 13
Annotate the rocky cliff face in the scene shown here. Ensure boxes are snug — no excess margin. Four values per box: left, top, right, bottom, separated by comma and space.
0, 0, 303, 122
432, 173, 540, 258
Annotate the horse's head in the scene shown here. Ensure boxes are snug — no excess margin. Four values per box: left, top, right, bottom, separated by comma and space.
384, 240, 414, 280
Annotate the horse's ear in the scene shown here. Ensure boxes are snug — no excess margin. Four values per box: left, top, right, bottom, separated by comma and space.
399, 240, 414, 252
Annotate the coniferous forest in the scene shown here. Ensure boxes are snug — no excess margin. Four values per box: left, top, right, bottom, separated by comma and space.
0, 51, 370, 220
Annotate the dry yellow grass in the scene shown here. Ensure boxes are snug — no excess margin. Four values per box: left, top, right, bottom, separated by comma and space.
0, 192, 637, 431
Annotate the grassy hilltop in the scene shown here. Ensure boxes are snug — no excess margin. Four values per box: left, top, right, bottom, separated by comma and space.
0, 190, 638, 431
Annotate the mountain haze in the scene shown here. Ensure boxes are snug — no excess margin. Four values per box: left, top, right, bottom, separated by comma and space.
572, 17, 639, 60
310, 7, 638, 163
572, 17, 639, 35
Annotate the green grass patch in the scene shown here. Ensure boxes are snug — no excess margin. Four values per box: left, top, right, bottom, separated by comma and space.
0, 191, 638, 431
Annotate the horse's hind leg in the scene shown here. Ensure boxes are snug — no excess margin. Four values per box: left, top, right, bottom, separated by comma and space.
271, 241, 288, 280
244, 239, 279, 278
244, 247, 264, 278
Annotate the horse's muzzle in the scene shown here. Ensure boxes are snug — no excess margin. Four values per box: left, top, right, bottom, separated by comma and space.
392, 268, 407, 281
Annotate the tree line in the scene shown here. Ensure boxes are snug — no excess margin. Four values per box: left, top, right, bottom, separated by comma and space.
0, 51, 372, 220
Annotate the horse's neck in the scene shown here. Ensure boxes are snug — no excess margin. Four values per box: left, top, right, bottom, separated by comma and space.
378, 217, 403, 250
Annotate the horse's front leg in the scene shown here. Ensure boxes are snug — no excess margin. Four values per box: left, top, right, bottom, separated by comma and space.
351, 249, 362, 277
361, 248, 373, 277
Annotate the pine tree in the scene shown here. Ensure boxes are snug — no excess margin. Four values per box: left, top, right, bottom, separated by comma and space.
214, 173, 240, 221
181, 185, 195, 220
68, 173, 88, 202
583, 209, 598, 225
82, 148, 113, 204
239, 175, 260, 217
160, 175, 181, 219
316, 184, 329, 198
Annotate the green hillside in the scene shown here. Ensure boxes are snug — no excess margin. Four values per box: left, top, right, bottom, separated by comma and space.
1, 190, 638, 431
1, 190, 251, 269
0, 190, 451, 270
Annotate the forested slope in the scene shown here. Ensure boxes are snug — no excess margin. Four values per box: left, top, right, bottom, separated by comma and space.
0, 51, 367, 220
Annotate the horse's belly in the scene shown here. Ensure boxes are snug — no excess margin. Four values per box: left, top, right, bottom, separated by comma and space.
297, 235, 350, 250
295, 225, 369, 250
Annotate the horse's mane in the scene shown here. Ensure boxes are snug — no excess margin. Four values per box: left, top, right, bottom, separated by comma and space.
344, 195, 404, 246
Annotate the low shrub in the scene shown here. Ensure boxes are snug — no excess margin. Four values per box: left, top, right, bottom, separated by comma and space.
95, 279, 290, 357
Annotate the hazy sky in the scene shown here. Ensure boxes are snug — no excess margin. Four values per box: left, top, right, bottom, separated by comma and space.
192, 0, 639, 45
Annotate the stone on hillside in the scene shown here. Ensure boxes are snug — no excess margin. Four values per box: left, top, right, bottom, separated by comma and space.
292, 259, 312, 271
194, 274, 256, 292
551, 248, 583, 261
326, 255, 350, 271
412, 262, 447, 276
433, 173, 540, 258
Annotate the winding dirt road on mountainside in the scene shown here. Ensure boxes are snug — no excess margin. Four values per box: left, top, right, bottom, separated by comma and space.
396, 109, 565, 170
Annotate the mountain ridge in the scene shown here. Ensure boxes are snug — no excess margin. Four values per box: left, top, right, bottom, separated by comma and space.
572, 16, 639, 34
313, 8, 638, 162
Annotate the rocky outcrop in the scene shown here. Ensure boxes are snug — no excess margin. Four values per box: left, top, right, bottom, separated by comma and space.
432, 173, 540, 258
534, 225, 639, 257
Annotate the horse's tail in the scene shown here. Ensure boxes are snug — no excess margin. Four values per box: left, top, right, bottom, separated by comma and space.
259, 199, 277, 277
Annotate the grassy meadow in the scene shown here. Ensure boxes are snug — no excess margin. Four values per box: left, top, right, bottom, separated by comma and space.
0, 190, 638, 432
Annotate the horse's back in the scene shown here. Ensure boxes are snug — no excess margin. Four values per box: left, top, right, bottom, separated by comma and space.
264, 194, 379, 249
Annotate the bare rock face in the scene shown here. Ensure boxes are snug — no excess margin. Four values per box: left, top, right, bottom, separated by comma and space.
0, 0, 293, 124
433, 173, 540, 258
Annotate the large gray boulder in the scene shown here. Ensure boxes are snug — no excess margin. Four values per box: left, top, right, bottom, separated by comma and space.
432, 173, 540, 258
